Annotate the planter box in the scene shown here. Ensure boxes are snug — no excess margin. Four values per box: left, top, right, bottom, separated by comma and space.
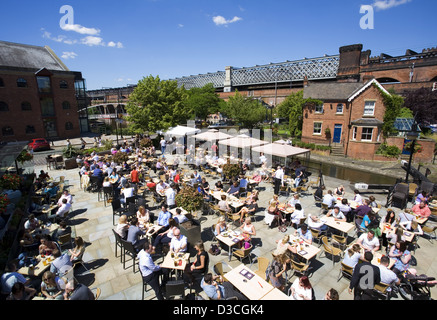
64, 158, 77, 170
179, 219, 201, 255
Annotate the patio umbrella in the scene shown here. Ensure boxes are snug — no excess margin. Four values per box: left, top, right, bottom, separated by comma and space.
194, 129, 233, 142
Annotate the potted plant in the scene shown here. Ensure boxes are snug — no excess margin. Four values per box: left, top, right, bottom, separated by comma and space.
140, 137, 153, 149
0, 173, 22, 190
0, 194, 10, 216
112, 151, 129, 164
175, 186, 204, 214
324, 127, 331, 139
16, 150, 33, 165
222, 163, 240, 181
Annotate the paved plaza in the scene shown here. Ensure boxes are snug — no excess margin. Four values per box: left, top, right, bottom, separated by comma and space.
34, 151, 437, 301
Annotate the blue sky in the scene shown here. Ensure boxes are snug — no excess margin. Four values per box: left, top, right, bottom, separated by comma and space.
0, 0, 435, 90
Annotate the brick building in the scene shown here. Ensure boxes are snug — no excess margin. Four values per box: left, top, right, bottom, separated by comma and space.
0, 41, 89, 143
302, 79, 392, 159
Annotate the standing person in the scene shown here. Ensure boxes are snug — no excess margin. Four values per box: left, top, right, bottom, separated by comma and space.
348, 251, 381, 300
269, 253, 291, 292
274, 166, 284, 195
294, 165, 304, 188
160, 137, 167, 155
130, 166, 139, 193
138, 241, 167, 300
80, 138, 86, 150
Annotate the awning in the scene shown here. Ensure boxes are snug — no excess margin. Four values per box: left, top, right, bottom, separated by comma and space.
218, 135, 268, 148
251, 143, 310, 158
194, 129, 233, 142
164, 125, 201, 137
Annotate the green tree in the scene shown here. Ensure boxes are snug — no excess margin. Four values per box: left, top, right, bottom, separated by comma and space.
377, 86, 405, 138
222, 91, 266, 128
277, 90, 322, 137
186, 83, 221, 120
126, 75, 189, 133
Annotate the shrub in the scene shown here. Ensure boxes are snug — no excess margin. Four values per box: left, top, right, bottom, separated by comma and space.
112, 151, 129, 163
222, 163, 241, 180
175, 186, 204, 213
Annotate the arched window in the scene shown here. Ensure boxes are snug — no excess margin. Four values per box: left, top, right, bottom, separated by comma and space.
0, 101, 9, 112
60, 80, 68, 89
17, 78, 28, 88
2, 126, 14, 136
65, 122, 73, 130
62, 101, 71, 110
21, 101, 32, 111
25, 125, 36, 134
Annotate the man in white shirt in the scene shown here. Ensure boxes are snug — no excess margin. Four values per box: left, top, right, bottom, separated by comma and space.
326, 206, 346, 222
57, 190, 73, 206
259, 153, 267, 165
357, 230, 380, 253
307, 214, 328, 232
138, 241, 166, 300
378, 256, 400, 290
48, 198, 71, 222
165, 184, 176, 209
274, 166, 284, 195
322, 190, 336, 209
170, 229, 187, 253
156, 180, 169, 195
353, 190, 363, 206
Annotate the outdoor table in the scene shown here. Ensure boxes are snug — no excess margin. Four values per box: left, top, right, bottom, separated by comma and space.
216, 229, 245, 261
288, 234, 321, 262
346, 244, 396, 269
260, 287, 290, 300
161, 251, 190, 278
224, 264, 273, 300
412, 213, 428, 225
141, 223, 163, 240
382, 223, 415, 242
335, 198, 359, 210
18, 255, 55, 277
321, 216, 354, 236
278, 203, 294, 215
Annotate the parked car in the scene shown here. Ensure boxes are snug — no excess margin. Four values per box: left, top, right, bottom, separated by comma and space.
28, 138, 50, 151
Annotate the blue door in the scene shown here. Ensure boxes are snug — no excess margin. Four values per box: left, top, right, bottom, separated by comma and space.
333, 124, 342, 143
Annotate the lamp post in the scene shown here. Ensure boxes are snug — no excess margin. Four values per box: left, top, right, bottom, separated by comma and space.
405, 117, 420, 183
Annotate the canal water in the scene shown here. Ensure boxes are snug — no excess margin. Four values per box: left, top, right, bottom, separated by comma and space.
307, 160, 397, 185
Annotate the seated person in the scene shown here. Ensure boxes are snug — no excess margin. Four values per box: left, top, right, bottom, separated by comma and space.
338, 198, 353, 222
326, 206, 346, 222
334, 185, 345, 197
50, 249, 73, 277
214, 180, 224, 191
354, 199, 372, 219
236, 196, 258, 223
289, 203, 305, 226
307, 214, 328, 232
115, 215, 129, 240
120, 182, 134, 206
44, 183, 59, 200
126, 217, 146, 251
102, 177, 112, 187
368, 196, 378, 209
1, 261, 36, 298
57, 190, 73, 206
137, 206, 151, 229
157, 204, 172, 230
47, 198, 71, 222
218, 195, 231, 213
226, 181, 240, 197
52, 220, 71, 242
353, 189, 363, 206
398, 209, 415, 224
294, 224, 312, 245
239, 217, 256, 238
24, 214, 40, 232
399, 220, 423, 236
415, 191, 431, 205
169, 229, 187, 254
201, 273, 246, 300
411, 200, 431, 218
39, 235, 58, 256
39, 170, 50, 181
288, 194, 301, 207
322, 190, 336, 209
214, 217, 227, 236
173, 208, 188, 224
342, 244, 362, 269
356, 230, 380, 253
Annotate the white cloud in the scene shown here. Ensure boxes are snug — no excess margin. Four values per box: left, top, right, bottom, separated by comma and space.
372, 0, 412, 11
81, 36, 105, 47
61, 52, 78, 60
212, 15, 242, 26
61, 23, 101, 36
108, 41, 124, 48
178, 24, 184, 28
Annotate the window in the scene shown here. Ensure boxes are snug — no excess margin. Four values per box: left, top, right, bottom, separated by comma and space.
40, 97, 55, 116
17, 78, 28, 88
315, 104, 324, 114
25, 125, 36, 134
336, 104, 344, 114
60, 80, 68, 89
313, 122, 322, 135
65, 122, 73, 130
37, 76, 51, 93
2, 126, 14, 136
361, 127, 373, 141
0, 78, 4, 87
21, 101, 32, 111
0, 101, 9, 112
364, 101, 375, 116
352, 126, 357, 140
62, 101, 71, 110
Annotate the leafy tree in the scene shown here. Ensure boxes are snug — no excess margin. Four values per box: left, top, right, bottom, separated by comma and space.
375, 86, 405, 138
277, 90, 322, 137
222, 91, 266, 128
186, 83, 221, 120
126, 75, 189, 133
402, 87, 437, 126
